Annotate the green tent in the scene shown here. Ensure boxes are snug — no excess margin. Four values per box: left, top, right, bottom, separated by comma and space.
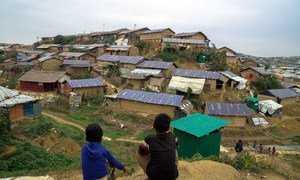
198, 54, 207, 63
246, 96, 260, 111
171, 113, 230, 158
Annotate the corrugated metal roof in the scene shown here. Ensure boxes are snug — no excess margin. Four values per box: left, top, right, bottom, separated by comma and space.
63, 60, 89, 65
206, 102, 250, 117
267, 89, 299, 99
15, 62, 33, 66
141, 28, 173, 34
38, 56, 58, 62
117, 89, 183, 107
173, 68, 220, 80
96, 54, 144, 65
251, 67, 268, 75
137, 60, 173, 70
174, 32, 199, 37
37, 44, 61, 49
59, 52, 85, 57
0, 86, 36, 107
106, 45, 133, 51
163, 38, 206, 45
67, 78, 105, 88
19, 70, 67, 83
170, 113, 230, 138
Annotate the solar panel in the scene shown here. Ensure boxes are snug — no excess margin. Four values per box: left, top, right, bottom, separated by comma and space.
67, 78, 105, 88
96, 54, 144, 65
206, 102, 250, 117
137, 61, 173, 70
173, 68, 219, 79
117, 89, 183, 107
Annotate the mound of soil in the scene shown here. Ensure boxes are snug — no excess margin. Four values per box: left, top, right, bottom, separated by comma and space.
118, 160, 240, 180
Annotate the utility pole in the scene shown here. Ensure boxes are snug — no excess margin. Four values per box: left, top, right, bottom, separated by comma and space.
103, 23, 105, 32
134, 24, 136, 29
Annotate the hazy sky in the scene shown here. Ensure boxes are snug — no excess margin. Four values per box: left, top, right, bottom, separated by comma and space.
0, 0, 299, 57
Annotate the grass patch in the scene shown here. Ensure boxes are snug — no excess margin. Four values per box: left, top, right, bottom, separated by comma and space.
0, 76, 20, 89
0, 142, 79, 178
115, 113, 140, 123
136, 129, 153, 140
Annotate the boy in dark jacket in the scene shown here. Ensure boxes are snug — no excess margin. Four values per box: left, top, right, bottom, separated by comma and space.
137, 113, 179, 180
82, 124, 126, 180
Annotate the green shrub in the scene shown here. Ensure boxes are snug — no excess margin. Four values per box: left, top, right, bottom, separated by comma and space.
0, 142, 79, 177
24, 118, 54, 138
101, 108, 113, 115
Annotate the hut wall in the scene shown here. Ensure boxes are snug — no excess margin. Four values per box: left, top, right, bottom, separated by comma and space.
23, 102, 34, 116
79, 54, 96, 63
65, 66, 90, 77
240, 69, 261, 81
9, 105, 24, 121
226, 57, 240, 67
72, 86, 104, 97
204, 79, 217, 91
257, 94, 278, 102
128, 47, 140, 56
20, 81, 44, 92
33, 102, 42, 115
41, 59, 63, 71
126, 79, 144, 90
119, 99, 176, 118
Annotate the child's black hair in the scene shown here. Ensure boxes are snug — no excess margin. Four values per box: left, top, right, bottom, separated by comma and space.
85, 124, 103, 142
153, 113, 171, 133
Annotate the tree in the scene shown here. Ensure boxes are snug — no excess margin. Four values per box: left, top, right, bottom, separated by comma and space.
204, 48, 227, 71
104, 35, 116, 45
135, 40, 150, 54
250, 75, 282, 93
0, 108, 10, 135
53, 35, 65, 44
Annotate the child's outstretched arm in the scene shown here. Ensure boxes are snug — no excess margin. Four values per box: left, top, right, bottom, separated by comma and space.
105, 150, 125, 170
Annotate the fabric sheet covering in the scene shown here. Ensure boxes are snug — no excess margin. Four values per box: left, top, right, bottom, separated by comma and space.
258, 100, 283, 115
168, 76, 205, 94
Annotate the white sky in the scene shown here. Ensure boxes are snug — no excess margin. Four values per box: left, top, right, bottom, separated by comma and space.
0, 0, 299, 57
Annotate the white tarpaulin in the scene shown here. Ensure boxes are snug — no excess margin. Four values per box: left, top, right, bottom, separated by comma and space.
252, 117, 269, 126
168, 76, 205, 94
259, 100, 283, 115
220, 71, 248, 90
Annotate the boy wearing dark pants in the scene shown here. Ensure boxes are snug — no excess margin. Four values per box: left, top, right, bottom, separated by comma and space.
82, 124, 126, 180
137, 113, 179, 180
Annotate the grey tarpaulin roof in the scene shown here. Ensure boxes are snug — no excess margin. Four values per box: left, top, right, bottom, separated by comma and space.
163, 38, 206, 45
137, 60, 174, 70
67, 78, 105, 88
173, 68, 220, 80
96, 54, 144, 65
59, 52, 85, 57
117, 89, 183, 107
265, 89, 299, 99
206, 102, 250, 117
141, 28, 174, 34
63, 60, 90, 65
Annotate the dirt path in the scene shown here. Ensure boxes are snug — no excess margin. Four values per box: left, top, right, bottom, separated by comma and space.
42, 111, 86, 131
42, 111, 142, 143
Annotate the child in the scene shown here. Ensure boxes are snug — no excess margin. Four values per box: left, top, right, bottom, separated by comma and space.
82, 124, 126, 180
136, 113, 179, 180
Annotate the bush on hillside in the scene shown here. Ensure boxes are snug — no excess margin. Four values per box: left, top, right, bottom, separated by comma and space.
250, 75, 282, 93
24, 118, 54, 138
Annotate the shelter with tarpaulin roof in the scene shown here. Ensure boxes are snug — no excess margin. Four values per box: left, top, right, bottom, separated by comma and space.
140, 28, 175, 47
58, 52, 96, 63
170, 113, 230, 158
0, 86, 41, 121
105, 45, 140, 56
257, 89, 299, 105
136, 60, 177, 78
115, 89, 192, 119
62, 60, 93, 78
216, 47, 240, 68
219, 71, 247, 90
96, 54, 145, 70
62, 77, 106, 98
258, 100, 283, 117
205, 102, 251, 127
172, 68, 224, 92
240, 67, 270, 81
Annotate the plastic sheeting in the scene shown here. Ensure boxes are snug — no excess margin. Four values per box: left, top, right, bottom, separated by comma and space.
168, 76, 205, 94
251, 117, 269, 126
259, 100, 283, 115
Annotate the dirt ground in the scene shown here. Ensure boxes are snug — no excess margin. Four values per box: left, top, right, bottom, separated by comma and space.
32, 132, 82, 156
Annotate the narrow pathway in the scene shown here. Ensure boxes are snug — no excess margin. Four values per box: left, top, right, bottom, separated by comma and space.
42, 111, 86, 131
42, 111, 141, 143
